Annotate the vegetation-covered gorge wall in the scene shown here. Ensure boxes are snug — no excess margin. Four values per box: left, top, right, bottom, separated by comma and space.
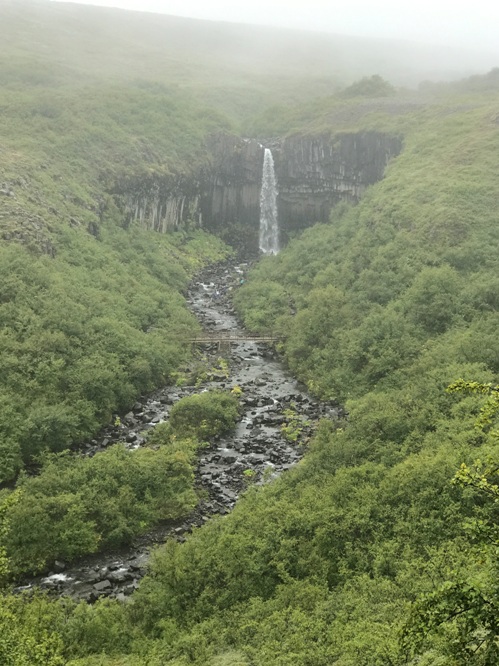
113, 130, 402, 249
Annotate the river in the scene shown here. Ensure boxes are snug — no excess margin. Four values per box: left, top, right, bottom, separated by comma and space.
17, 260, 341, 601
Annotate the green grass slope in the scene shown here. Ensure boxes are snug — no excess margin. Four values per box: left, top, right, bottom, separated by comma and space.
0, 16, 233, 583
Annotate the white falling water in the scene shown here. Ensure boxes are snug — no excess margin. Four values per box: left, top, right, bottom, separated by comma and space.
259, 148, 279, 255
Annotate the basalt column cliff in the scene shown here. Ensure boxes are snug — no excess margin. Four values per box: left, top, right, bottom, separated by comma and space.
114, 131, 402, 249
273, 131, 403, 241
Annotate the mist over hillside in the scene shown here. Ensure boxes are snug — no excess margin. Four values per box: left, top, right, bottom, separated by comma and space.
2, 0, 497, 93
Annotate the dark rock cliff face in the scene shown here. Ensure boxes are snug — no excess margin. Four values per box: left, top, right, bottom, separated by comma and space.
200, 134, 263, 231
113, 130, 402, 249
112, 134, 263, 240
273, 131, 403, 240
116, 172, 202, 233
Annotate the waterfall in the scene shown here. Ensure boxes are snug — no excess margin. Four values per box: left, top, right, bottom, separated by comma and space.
259, 148, 279, 255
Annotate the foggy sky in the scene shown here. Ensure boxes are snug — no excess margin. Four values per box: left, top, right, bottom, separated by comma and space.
51, 0, 499, 54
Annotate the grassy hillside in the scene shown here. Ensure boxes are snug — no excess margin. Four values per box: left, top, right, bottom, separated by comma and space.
227, 95, 499, 663
2, 0, 498, 124
0, 0, 232, 540
0, 33, 233, 488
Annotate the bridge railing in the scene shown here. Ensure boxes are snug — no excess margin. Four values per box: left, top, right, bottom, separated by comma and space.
188, 332, 283, 344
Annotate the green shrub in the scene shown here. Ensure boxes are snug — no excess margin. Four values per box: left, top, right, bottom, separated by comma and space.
169, 391, 240, 440
3, 444, 198, 575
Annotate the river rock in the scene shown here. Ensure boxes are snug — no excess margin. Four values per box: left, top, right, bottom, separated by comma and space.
219, 451, 238, 464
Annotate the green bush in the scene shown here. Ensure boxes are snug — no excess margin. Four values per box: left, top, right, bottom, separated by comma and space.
0, 593, 67, 666
168, 391, 241, 440
3, 443, 198, 575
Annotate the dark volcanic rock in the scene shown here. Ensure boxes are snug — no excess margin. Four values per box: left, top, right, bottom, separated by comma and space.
274, 131, 402, 238
93, 580, 112, 592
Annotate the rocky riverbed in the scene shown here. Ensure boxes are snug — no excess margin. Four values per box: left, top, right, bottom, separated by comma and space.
17, 260, 342, 601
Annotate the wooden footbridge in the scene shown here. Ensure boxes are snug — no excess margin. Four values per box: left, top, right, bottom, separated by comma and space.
189, 332, 283, 347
